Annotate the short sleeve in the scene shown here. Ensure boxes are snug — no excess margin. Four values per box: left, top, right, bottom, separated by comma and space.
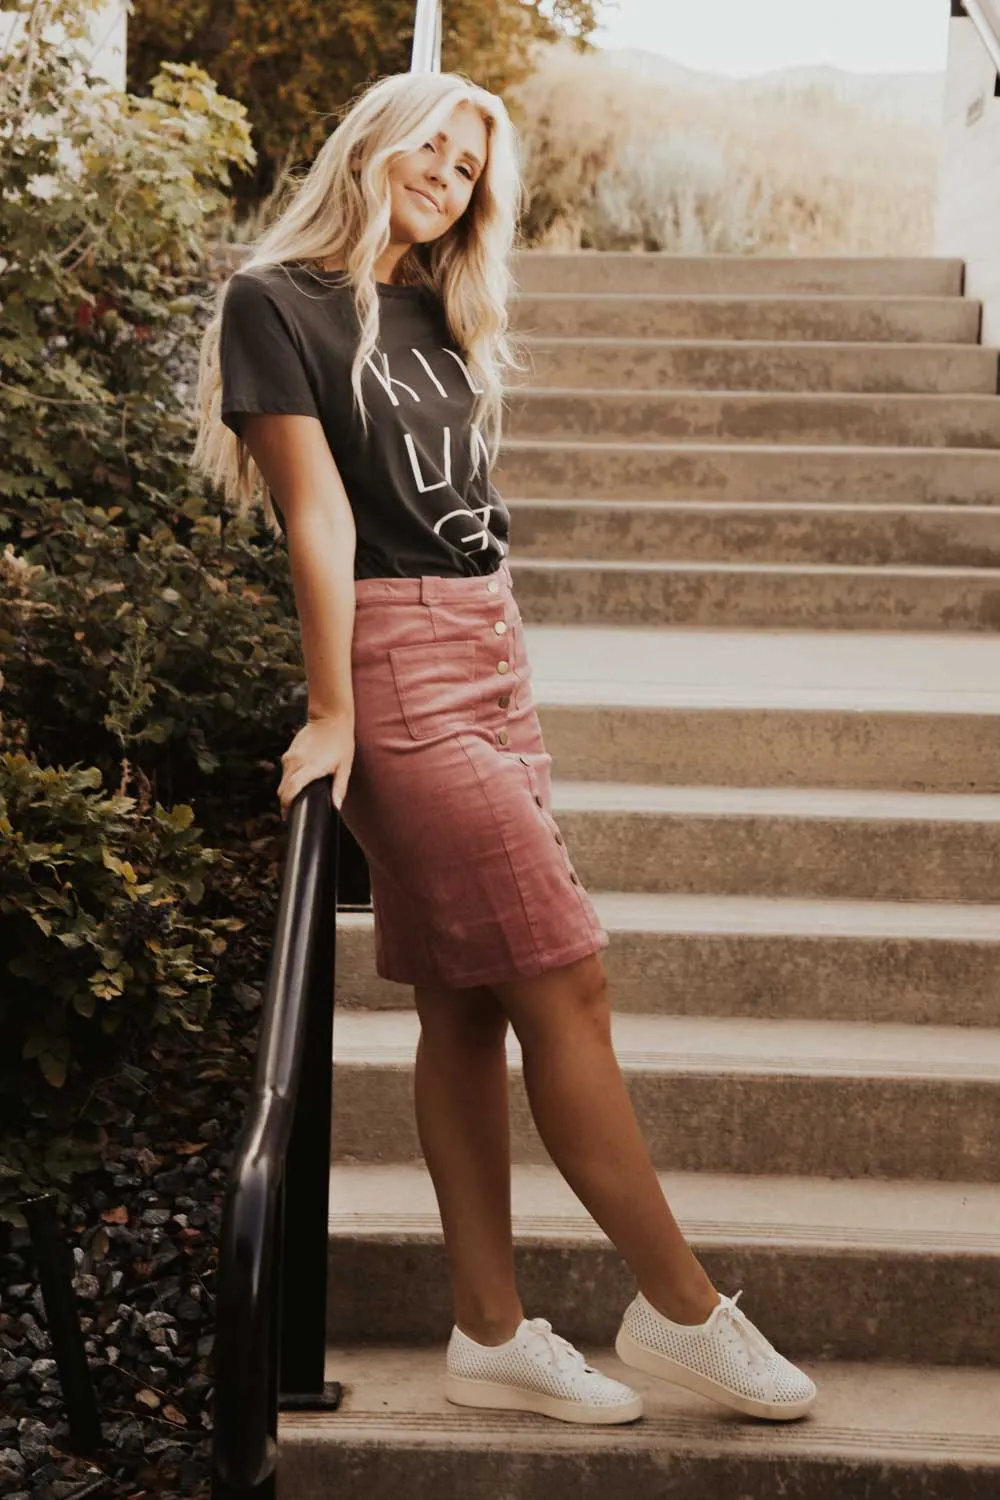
219, 273, 321, 438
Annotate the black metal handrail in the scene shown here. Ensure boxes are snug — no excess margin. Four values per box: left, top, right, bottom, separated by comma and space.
212, 777, 339, 1495
210, 8, 443, 1495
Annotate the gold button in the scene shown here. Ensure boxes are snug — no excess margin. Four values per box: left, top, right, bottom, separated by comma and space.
554, 832, 563, 845
494, 620, 508, 636
498, 694, 511, 708
487, 579, 500, 593
497, 729, 509, 746
569, 871, 580, 884
534, 794, 543, 807
497, 660, 510, 675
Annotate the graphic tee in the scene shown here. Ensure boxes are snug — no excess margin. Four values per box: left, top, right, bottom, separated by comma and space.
218, 261, 511, 580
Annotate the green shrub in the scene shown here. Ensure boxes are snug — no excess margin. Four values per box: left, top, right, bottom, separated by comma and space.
0, 3, 302, 1224
0, 2, 253, 545
1, 499, 307, 829
0, 752, 229, 1078
0, 751, 243, 1225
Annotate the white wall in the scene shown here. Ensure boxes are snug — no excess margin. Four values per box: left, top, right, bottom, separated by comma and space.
935, 12, 1000, 345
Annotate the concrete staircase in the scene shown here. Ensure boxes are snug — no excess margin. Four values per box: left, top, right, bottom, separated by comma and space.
279, 253, 1000, 1497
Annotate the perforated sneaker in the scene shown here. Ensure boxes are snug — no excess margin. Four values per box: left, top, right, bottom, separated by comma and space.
445, 1316, 644, 1424
615, 1289, 817, 1421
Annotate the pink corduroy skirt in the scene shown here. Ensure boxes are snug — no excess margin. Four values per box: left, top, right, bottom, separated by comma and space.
338, 556, 609, 991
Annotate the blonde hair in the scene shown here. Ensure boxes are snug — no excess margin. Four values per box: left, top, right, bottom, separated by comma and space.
191, 70, 525, 534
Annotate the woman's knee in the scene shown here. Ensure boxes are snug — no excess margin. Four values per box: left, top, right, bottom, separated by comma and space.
488, 952, 612, 1048
413, 981, 509, 1049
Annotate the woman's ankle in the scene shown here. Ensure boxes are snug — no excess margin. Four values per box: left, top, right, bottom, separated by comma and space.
639, 1275, 720, 1327
454, 1302, 525, 1346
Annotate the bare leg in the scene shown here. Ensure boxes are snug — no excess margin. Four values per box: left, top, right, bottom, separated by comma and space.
412, 981, 524, 1346
489, 952, 719, 1325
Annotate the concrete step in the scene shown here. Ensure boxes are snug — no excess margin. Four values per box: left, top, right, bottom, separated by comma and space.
523, 625, 1000, 787
325, 1163, 1000, 1362
330, 1011, 1000, 1180
279, 1350, 1000, 1500
494, 439, 1000, 504
522, 337, 1000, 394
513, 294, 981, 344
506, 390, 1000, 448
536, 693, 1000, 790
523, 622, 1000, 717
332, 894, 1000, 1026
544, 780, 1000, 903
509, 557, 1000, 632
512, 251, 966, 297
508, 498, 1000, 568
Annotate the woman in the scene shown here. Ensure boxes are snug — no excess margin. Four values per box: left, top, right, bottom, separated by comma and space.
192, 68, 817, 1428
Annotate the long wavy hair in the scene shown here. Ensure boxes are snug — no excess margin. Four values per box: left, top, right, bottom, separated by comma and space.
191, 70, 525, 534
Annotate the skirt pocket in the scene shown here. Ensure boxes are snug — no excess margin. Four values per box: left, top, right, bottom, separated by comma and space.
388, 638, 479, 741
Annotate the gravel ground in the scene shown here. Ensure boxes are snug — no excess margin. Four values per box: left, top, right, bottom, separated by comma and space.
0, 988, 263, 1500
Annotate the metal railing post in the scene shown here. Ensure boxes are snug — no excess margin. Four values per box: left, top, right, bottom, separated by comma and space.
411, 0, 443, 72
20, 1195, 103, 1459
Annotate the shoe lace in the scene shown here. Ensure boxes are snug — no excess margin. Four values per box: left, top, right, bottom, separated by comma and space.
704, 1291, 777, 1380
523, 1317, 595, 1375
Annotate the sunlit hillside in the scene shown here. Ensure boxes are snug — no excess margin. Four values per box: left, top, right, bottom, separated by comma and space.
510, 44, 943, 253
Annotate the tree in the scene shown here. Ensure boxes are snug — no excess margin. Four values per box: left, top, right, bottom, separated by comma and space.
126, 0, 607, 201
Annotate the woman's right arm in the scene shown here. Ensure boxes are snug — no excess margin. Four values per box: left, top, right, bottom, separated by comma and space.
239, 412, 358, 817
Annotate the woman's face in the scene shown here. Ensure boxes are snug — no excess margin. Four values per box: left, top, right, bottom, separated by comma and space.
386, 99, 489, 245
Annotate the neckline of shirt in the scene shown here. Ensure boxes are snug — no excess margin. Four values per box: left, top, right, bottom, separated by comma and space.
286, 260, 430, 297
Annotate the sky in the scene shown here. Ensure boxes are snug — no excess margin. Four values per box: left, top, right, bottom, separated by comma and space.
593, 0, 953, 76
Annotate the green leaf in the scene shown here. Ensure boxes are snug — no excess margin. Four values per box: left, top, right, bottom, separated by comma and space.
39, 1052, 67, 1088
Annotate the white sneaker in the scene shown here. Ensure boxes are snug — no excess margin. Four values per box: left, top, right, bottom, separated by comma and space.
445, 1316, 644, 1425
615, 1289, 817, 1422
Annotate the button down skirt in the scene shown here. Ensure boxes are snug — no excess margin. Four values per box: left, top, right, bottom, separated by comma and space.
339, 557, 609, 990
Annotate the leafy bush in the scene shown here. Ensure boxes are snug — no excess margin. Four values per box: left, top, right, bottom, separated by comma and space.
0, 752, 241, 1225
0, 3, 306, 1222
0, 6, 253, 542
0, 753, 228, 1084
1, 501, 307, 826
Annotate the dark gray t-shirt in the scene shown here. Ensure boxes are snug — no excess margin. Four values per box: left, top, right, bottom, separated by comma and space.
218, 261, 511, 581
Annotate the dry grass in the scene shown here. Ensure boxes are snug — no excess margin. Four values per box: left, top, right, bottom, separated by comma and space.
510, 46, 941, 254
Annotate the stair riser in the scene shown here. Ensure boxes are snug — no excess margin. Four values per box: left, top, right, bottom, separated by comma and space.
331, 1068, 1000, 1180
555, 808, 1000, 903
536, 706, 1000, 793
513, 253, 965, 297
509, 502, 1000, 567
332, 920, 1000, 1026
495, 443, 1000, 504
600, 931, 1000, 1025
524, 341, 1000, 394
510, 565, 1000, 633
326, 1237, 999, 1364
278, 1437, 999, 1500
507, 393, 1000, 449
513, 298, 980, 344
